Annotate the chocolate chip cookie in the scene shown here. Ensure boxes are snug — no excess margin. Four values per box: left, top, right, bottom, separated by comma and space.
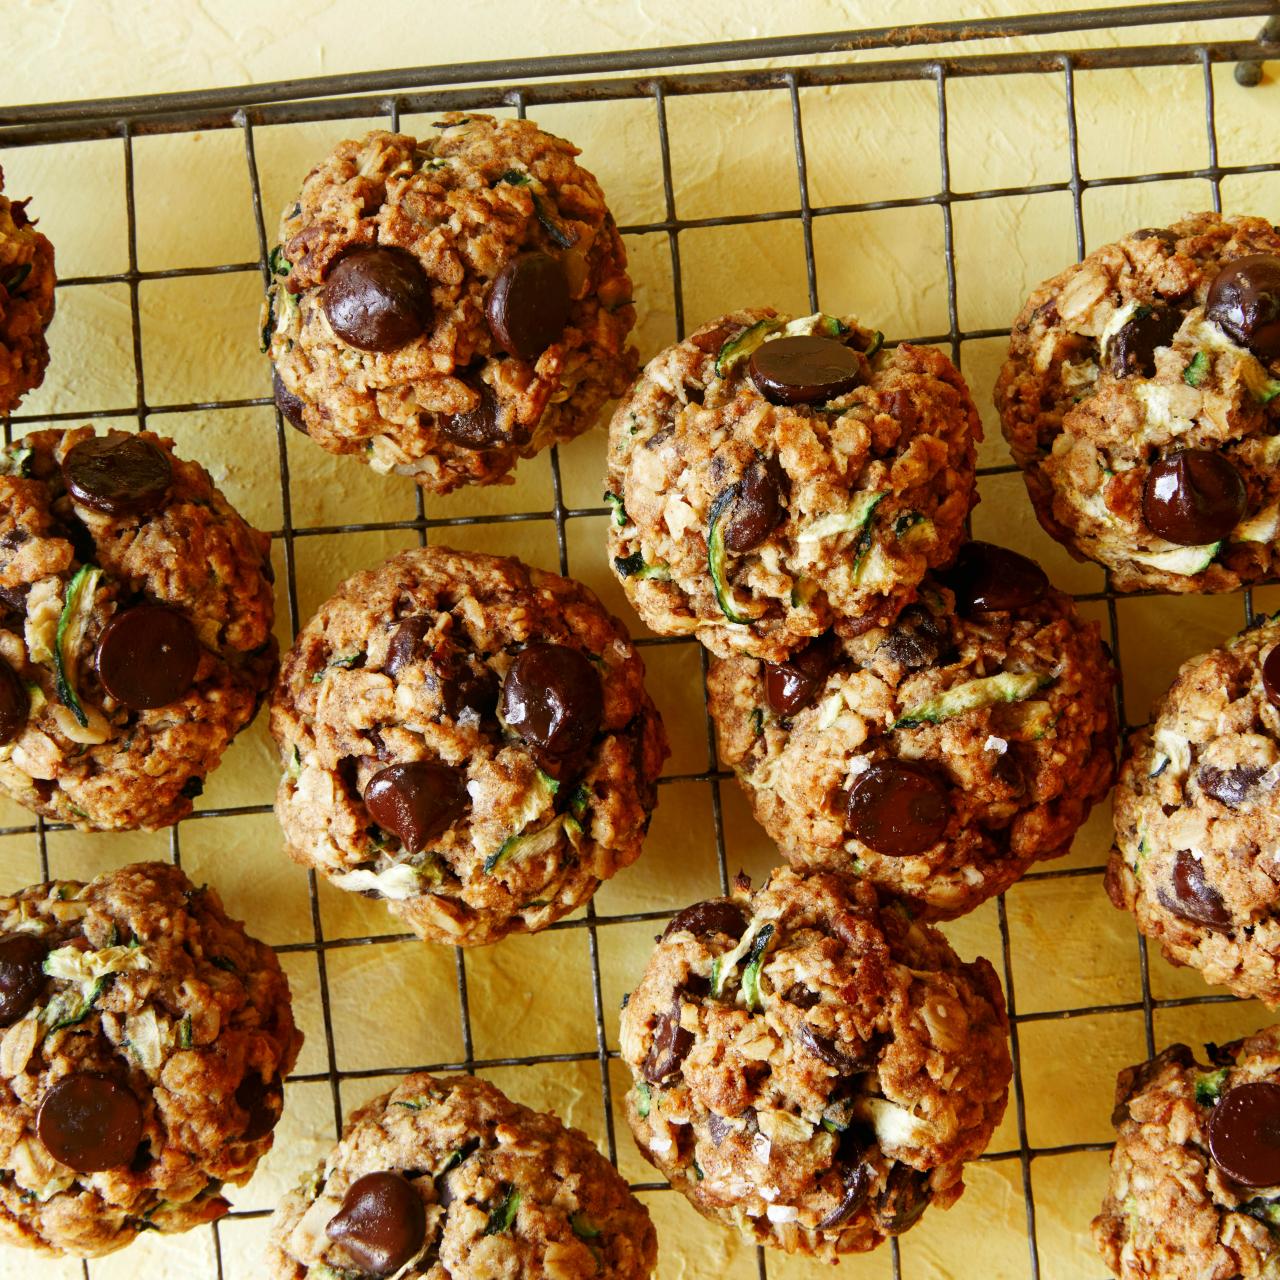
619, 867, 1011, 1258
265, 115, 637, 494
605, 308, 980, 662
0, 861, 302, 1257
0, 168, 55, 415
270, 546, 668, 946
1109, 613, 1280, 1005
264, 1071, 657, 1279
707, 542, 1118, 919
995, 212, 1280, 593
0, 427, 277, 830
1094, 1030, 1280, 1279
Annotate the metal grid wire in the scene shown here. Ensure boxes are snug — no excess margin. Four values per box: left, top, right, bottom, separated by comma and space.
1, 4, 1279, 1276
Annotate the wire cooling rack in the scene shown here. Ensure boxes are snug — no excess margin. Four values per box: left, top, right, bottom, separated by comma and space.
1, 5, 1279, 1277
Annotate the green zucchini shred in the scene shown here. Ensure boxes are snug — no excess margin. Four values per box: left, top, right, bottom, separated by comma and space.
1194, 1068, 1228, 1107
790, 578, 818, 608
267, 245, 291, 277
311, 651, 366, 682
1183, 351, 1209, 387
750, 708, 764, 736
864, 329, 885, 359
40, 976, 107, 1032
178, 1015, 193, 1048
635, 1081, 652, 1118
1258, 379, 1280, 406
613, 552, 671, 581
603, 490, 628, 527
714, 318, 784, 378
54, 565, 103, 728
0, 443, 33, 478
485, 811, 584, 874
895, 670, 1047, 729
707, 486, 753, 625
570, 1212, 602, 1241
483, 1187, 522, 1235
740, 923, 775, 1012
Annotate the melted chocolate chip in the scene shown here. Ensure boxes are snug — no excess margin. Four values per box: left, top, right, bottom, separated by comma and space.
384, 616, 433, 679
877, 605, 950, 671
272, 368, 308, 433
1206, 255, 1280, 362
1131, 227, 1179, 248
386, 623, 498, 719
1142, 450, 1247, 546
486, 252, 572, 361
748, 335, 862, 406
763, 632, 840, 717
235, 1072, 283, 1142
438, 378, 507, 450
62, 435, 172, 517
95, 605, 201, 710
0, 933, 47, 1025
722, 458, 786, 553
1208, 1082, 1280, 1187
363, 761, 467, 854
323, 247, 432, 352
662, 899, 749, 942
817, 1162, 873, 1231
1157, 849, 1231, 929
1109, 305, 1182, 378
797, 1023, 869, 1074
1198, 763, 1267, 808
783, 983, 820, 1010
940, 542, 1048, 614
37, 1074, 144, 1173
1263, 646, 1280, 709
0, 654, 29, 745
873, 1164, 932, 1235
501, 643, 602, 775
642, 1001, 693, 1083
845, 761, 948, 856
326, 1171, 427, 1277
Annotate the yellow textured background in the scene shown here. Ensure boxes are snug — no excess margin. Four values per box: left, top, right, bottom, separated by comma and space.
1, 2, 1278, 1277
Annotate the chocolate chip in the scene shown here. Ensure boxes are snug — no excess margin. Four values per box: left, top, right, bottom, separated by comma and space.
1198, 763, 1267, 807
722, 457, 786, 553
323, 247, 432, 352
272, 368, 308, 433
798, 1023, 869, 1073
62, 435, 172, 517
1263, 646, 1280, 710
749, 335, 862, 406
783, 983, 820, 1010
1131, 227, 1179, 248
1206, 255, 1280, 362
1157, 849, 1231, 929
940, 542, 1048, 614
384, 616, 433, 679
1208, 1082, 1280, 1187
486, 252, 571, 361
764, 632, 840, 717
817, 1162, 873, 1230
642, 1001, 693, 1082
1142, 450, 1246, 546
1109, 305, 1182, 378
438, 377, 508, 450
845, 761, 948, 856
326, 1171, 427, 1277
0, 655, 29, 745
873, 1164, 932, 1235
95, 605, 201, 710
235, 1072, 283, 1142
363, 761, 467, 854
877, 605, 950, 671
501, 643, 602, 776
662, 899, 748, 942
0, 934, 47, 1025
36, 1074, 144, 1173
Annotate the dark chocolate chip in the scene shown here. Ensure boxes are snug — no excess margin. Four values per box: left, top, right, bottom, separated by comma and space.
877, 605, 951, 671
1142, 450, 1246, 546
764, 632, 840, 717
0, 654, 29, 745
642, 1001, 694, 1083
384, 616, 433, 679
722, 457, 786, 554
1208, 1082, 1280, 1187
1198, 763, 1267, 808
363, 761, 467, 854
272, 368, 308, 433
662, 899, 749, 942
323, 247, 432, 352
36, 1074, 144, 1173
1131, 227, 1179, 248
95, 605, 201, 710
501, 642, 602, 772
62, 435, 172, 517
438, 377, 508, 450
845, 761, 948, 856
235, 1072, 283, 1142
873, 1164, 932, 1235
1109, 305, 1182, 378
817, 1162, 873, 1231
798, 1023, 870, 1074
783, 982, 820, 1010
939, 541, 1048, 614
1206, 255, 1280, 362
486, 252, 571, 361
326, 1170, 427, 1277
1157, 849, 1231, 929
748, 335, 862, 406
0, 933, 47, 1026
1263, 646, 1280, 710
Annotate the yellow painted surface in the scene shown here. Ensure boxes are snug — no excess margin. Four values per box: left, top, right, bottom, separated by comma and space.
1, 2, 1278, 1277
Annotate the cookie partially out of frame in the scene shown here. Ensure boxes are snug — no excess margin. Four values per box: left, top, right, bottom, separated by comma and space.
266, 114, 637, 494
0, 166, 56, 415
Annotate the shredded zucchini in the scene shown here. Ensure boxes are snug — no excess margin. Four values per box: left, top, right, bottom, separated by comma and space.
54, 565, 103, 728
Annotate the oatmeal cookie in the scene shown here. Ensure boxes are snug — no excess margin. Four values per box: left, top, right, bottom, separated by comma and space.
265, 115, 637, 494
0, 167, 56, 414
1109, 613, 1280, 1005
604, 308, 980, 661
708, 542, 1117, 919
264, 1071, 657, 1279
995, 212, 1280, 593
1094, 1030, 1280, 1280
0, 861, 302, 1257
618, 867, 1010, 1257
0, 427, 277, 830
270, 546, 668, 947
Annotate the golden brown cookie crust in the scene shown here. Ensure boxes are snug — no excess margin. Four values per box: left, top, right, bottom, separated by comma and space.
270, 545, 668, 947
0, 861, 302, 1258
264, 1071, 657, 1279
0, 167, 56, 415
0, 427, 277, 830
266, 116, 637, 494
